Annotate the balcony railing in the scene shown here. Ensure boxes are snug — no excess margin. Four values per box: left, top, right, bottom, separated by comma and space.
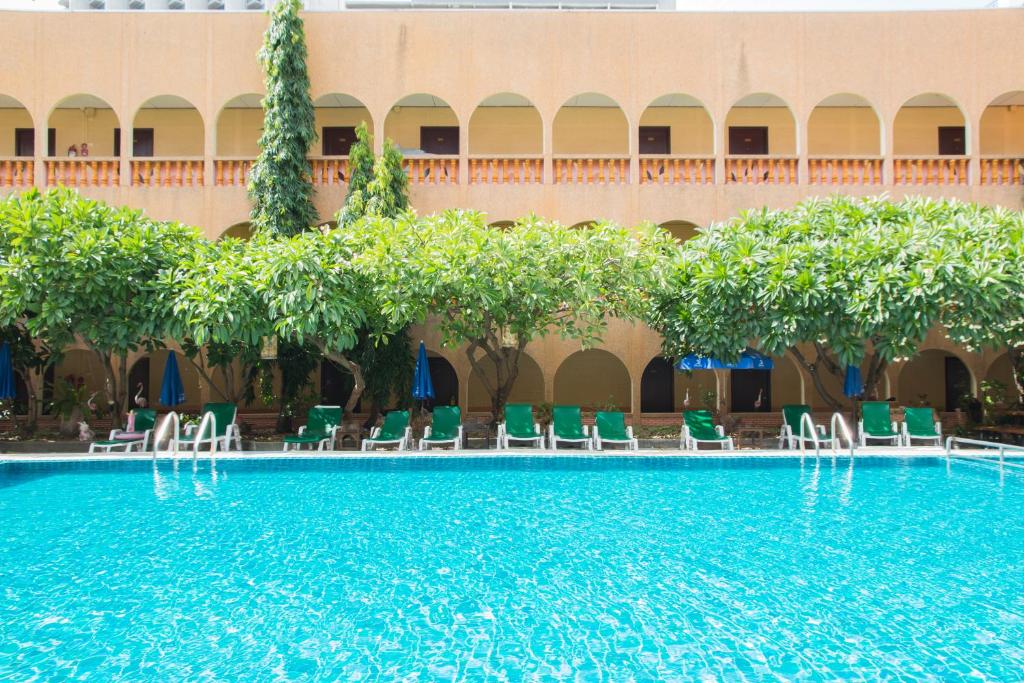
808, 157, 883, 185
130, 158, 204, 187
45, 158, 120, 187
892, 157, 968, 186
214, 158, 255, 187
403, 156, 458, 185
309, 156, 351, 186
0, 158, 33, 187
553, 156, 629, 184
469, 156, 543, 184
638, 156, 714, 185
725, 156, 798, 185
979, 156, 1024, 186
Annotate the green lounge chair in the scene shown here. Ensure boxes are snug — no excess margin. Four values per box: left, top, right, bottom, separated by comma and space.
778, 404, 830, 449
362, 410, 411, 451
179, 402, 241, 452
902, 406, 942, 447
498, 403, 544, 449
593, 411, 638, 451
549, 405, 593, 450
419, 405, 463, 450
681, 409, 733, 450
89, 408, 157, 453
858, 401, 899, 447
283, 405, 342, 452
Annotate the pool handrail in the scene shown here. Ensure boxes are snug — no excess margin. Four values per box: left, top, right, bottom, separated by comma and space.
831, 412, 856, 458
190, 410, 218, 468
945, 436, 1024, 466
798, 412, 821, 458
152, 411, 180, 460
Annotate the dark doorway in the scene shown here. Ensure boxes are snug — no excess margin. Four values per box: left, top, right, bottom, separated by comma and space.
113, 128, 155, 157
938, 126, 966, 155
420, 126, 459, 155
320, 360, 362, 412
731, 370, 771, 412
639, 126, 671, 154
641, 357, 675, 413
14, 128, 34, 157
128, 357, 151, 409
322, 126, 356, 156
47, 128, 55, 157
426, 357, 459, 409
728, 126, 769, 155
944, 356, 971, 412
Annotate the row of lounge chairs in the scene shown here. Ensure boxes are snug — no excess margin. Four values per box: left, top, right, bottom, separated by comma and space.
88, 399, 944, 454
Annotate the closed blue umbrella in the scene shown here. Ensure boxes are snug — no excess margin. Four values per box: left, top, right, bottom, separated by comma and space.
0, 342, 15, 400
412, 341, 435, 401
843, 364, 864, 398
159, 351, 186, 407
676, 348, 775, 371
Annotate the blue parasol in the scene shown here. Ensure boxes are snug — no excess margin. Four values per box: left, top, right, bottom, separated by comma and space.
159, 351, 186, 407
0, 342, 15, 400
676, 348, 774, 371
843, 364, 864, 398
412, 341, 435, 401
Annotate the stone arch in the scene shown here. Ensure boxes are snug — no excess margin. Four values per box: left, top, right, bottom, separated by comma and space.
385, 93, 459, 154
659, 220, 700, 242
47, 93, 121, 157
552, 92, 628, 155
638, 93, 714, 154
469, 92, 543, 154
896, 349, 974, 411
426, 350, 460, 409
216, 93, 263, 156
980, 91, 1024, 156
725, 93, 797, 155
893, 92, 968, 155
807, 92, 882, 155
982, 350, 1022, 405
131, 95, 204, 157
220, 221, 253, 240
312, 93, 373, 156
128, 349, 203, 410
468, 352, 545, 412
0, 94, 34, 158
554, 349, 631, 411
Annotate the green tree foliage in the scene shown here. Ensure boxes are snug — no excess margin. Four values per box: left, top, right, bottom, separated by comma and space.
648, 195, 1024, 407
248, 0, 318, 236
0, 189, 200, 426
337, 122, 376, 227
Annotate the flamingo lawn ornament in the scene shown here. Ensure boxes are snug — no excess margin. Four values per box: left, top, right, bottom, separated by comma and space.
753, 389, 763, 410
87, 391, 98, 414
134, 383, 147, 408
682, 388, 691, 408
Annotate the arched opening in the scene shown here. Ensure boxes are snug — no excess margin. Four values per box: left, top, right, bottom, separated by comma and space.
893, 93, 967, 156
468, 353, 544, 412
641, 356, 675, 413
980, 92, 1024, 183
216, 93, 263, 156
427, 353, 459, 409
554, 349, 631, 411
983, 352, 1023, 407
132, 95, 204, 157
552, 93, 628, 154
897, 350, 973, 412
384, 94, 459, 155
725, 93, 796, 155
48, 94, 120, 157
659, 220, 699, 242
321, 359, 362, 413
807, 93, 882, 155
469, 93, 542, 154
638, 94, 713, 155
128, 350, 203, 410
313, 93, 372, 157
220, 221, 253, 240
675, 369, 719, 413
570, 220, 596, 229
0, 94, 34, 156
488, 220, 515, 229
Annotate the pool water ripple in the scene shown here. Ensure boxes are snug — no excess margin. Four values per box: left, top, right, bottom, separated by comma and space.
2, 456, 1024, 680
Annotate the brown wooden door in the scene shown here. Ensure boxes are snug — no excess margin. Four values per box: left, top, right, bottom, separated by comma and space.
322, 126, 356, 156
731, 370, 771, 413
938, 126, 966, 155
728, 126, 769, 155
420, 126, 459, 155
133, 128, 155, 157
14, 128, 33, 157
639, 126, 671, 154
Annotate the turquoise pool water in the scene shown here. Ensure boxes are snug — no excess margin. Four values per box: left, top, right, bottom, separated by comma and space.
2, 456, 1023, 680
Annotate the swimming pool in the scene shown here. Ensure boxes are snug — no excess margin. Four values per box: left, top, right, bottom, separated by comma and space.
2, 455, 1022, 680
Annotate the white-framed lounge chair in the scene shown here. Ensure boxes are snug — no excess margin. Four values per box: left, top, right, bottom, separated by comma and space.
283, 405, 342, 451
902, 406, 942, 447
498, 403, 544, 449
593, 410, 638, 451
681, 409, 734, 450
89, 408, 157, 453
362, 410, 411, 451
549, 405, 593, 450
419, 405, 463, 450
179, 402, 242, 452
858, 401, 900, 447
778, 404, 831, 450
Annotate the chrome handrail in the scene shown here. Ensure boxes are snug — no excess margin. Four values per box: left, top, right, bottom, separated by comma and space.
152, 411, 180, 460
798, 412, 820, 458
945, 436, 1024, 467
191, 410, 218, 469
831, 413, 856, 458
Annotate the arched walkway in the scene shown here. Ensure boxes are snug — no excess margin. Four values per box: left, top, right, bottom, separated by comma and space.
220, 221, 253, 240
384, 93, 459, 155
552, 92, 628, 154
554, 349, 631, 411
0, 94, 34, 156
469, 93, 542, 154
638, 94, 713, 155
427, 352, 459, 409
128, 349, 203, 410
313, 93, 372, 156
893, 93, 967, 155
979, 91, 1024, 183
725, 93, 797, 155
216, 93, 263, 156
48, 94, 120, 158
983, 350, 1023, 405
132, 95, 204, 156
897, 349, 973, 411
468, 352, 544, 411
659, 220, 699, 242
807, 93, 882, 156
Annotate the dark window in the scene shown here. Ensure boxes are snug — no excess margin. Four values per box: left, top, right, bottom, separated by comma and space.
133, 128, 154, 157
321, 360, 362, 412
640, 356, 675, 413
14, 129, 34, 157
731, 370, 771, 413
944, 356, 971, 412
114, 128, 120, 157
128, 357, 151, 409
420, 126, 459, 155
426, 357, 458, 409
639, 126, 671, 154
938, 126, 966, 155
728, 126, 769, 155
322, 126, 356, 156
47, 128, 55, 157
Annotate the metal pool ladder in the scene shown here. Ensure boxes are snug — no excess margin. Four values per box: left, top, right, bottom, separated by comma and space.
945, 436, 1024, 470
797, 412, 856, 459
152, 410, 217, 470
830, 412, 856, 458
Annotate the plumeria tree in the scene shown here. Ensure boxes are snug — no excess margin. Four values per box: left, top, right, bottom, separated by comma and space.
649, 195, 1024, 408
0, 188, 200, 426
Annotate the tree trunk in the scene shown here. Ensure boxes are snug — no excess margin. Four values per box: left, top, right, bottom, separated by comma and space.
863, 352, 888, 402
465, 334, 526, 430
788, 346, 844, 410
1010, 346, 1024, 406
320, 345, 364, 417
93, 348, 129, 428
184, 353, 230, 402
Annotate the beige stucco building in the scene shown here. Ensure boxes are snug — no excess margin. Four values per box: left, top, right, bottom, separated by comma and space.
1, 6, 1021, 426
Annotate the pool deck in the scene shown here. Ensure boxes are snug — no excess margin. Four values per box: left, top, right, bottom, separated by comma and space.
0, 446, 1013, 463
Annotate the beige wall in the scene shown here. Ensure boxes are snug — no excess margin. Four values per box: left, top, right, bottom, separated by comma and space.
469, 107, 543, 154
638, 106, 714, 155
48, 107, 119, 157
467, 353, 545, 410
553, 107, 629, 155
807, 107, 881, 155
896, 350, 957, 409
133, 109, 204, 156
980, 105, 1024, 155
893, 106, 965, 155
553, 349, 631, 410
313, 106, 373, 153
0, 107, 33, 156
216, 107, 262, 156
383, 106, 458, 151
725, 107, 796, 155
